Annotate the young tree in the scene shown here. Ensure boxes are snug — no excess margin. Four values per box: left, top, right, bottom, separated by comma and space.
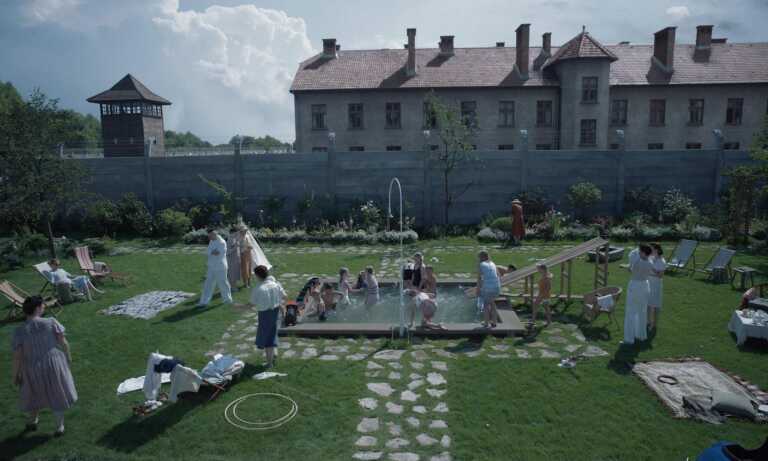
0, 89, 87, 257
424, 92, 478, 227
567, 181, 602, 221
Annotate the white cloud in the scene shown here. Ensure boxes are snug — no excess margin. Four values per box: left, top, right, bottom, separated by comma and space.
21, 0, 81, 25
665, 5, 691, 20
350, 34, 405, 50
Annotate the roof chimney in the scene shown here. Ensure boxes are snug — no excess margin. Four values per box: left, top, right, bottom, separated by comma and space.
515, 23, 531, 78
322, 38, 337, 59
439, 36, 454, 56
533, 32, 551, 71
406, 28, 417, 77
694, 25, 713, 62
496, 42, 505, 47
652, 26, 676, 73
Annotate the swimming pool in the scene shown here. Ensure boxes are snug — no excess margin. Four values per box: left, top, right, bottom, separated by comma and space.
302, 285, 481, 324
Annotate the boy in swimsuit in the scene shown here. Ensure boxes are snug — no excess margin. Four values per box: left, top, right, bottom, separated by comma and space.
532, 263, 553, 326
419, 265, 437, 295
321, 282, 342, 313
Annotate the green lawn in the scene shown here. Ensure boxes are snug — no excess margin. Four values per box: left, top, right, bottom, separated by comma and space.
0, 239, 766, 461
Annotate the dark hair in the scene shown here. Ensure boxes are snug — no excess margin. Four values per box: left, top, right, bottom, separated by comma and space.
651, 243, 663, 255
206, 228, 215, 234
639, 244, 653, 256
322, 282, 333, 291
22, 296, 43, 316
507, 264, 517, 271
253, 265, 269, 280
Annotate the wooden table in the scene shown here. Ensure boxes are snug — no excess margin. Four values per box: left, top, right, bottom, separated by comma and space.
731, 266, 759, 291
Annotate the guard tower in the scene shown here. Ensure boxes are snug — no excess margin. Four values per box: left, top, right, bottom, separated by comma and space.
87, 74, 171, 157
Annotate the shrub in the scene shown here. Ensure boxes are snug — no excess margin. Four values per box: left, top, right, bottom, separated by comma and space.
637, 226, 663, 241
82, 237, 112, 255
555, 225, 599, 241
84, 198, 122, 236
20, 232, 49, 254
609, 226, 634, 241
379, 230, 419, 244
0, 241, 23, 270
182, 228, 208, 245
691, 225, 722, 242
751, 219, 768, 240
117, 193, 153, 236
517, 189, 549, 223
488, 217, 512, 233
624, 186, 663, 219
155, 209, 192, 237
187, 202, 220, 229
477, 227, 507, 243
661, 188, 697, 224
360, 201, 383, 231
261, 196, 285, 227
567, 181, 602, 220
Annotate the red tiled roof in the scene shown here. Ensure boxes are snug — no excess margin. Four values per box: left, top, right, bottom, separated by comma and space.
290, 42, 768, 91
545, 32, 617, 66
87, 74, 171, 105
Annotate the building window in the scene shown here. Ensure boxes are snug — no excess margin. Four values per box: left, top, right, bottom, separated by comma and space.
311, 146, 328, 152
386, 145, 402, 151
610, 100, 628, 126
461, 101, 477, 127
498, 144, 515, 150
649, 99, 666, 126
609, 143, 621, 150
311, 104, 327, 130
349, 146, 365, 151
348, 104, 364, 130
580, 119, 597, 146
726, 98, 743, 125
685, 142, 702, 149
536, 101, 553, 127
689, 99, 705, 125
582, 77, 598, 103
423, 102, 437, 129
498, 101, 515, 127
647, 143, 664, 150
723, 142, 740, 150
385, 102, 401, 129
536, 144, 552, 150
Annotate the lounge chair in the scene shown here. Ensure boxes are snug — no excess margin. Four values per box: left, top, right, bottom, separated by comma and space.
32, 261, 55, 294
582, 286, 622, 328
666, 239, 699, 275
75, 246, 122, 283
699, 247, 736, 283
0, 280, 61, 320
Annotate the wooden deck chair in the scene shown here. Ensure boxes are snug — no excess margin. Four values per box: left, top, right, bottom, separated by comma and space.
75, 246, 117, 283
666, 239, 699, 275
33, 262, 55, 294
582, 286, 622, 328
699, 247, 736, 282
0, 280, 61, 320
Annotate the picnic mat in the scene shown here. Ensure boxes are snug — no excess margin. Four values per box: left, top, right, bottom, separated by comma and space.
102, 291, 195, 319
632, 358, 768, 419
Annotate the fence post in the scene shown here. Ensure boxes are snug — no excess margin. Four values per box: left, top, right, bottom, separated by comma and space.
615, 130, 626, 216
143, 140, 155, 213
519, 130, 529, 194
712, 129, 725, 203
326, 131, 337, 198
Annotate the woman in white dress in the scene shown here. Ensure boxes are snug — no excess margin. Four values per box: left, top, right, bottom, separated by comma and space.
647, 243, 666, 332
623, 244, 653, 345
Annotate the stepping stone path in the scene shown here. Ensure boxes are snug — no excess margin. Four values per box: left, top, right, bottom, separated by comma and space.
355, 348, 453, 461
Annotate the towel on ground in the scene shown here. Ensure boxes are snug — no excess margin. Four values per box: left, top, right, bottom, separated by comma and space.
597, 294, 615, 312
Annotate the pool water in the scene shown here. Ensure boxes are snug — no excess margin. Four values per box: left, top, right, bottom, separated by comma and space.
303, 286, 481, 324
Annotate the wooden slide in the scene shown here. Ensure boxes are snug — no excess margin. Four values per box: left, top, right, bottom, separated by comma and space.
465, 237, 610, 297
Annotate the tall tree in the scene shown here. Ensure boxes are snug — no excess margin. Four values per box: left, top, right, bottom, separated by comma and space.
228, 134, 290, 152
424, 92, 478, 227
0, 89, 87, 257
165, 130, 212, 148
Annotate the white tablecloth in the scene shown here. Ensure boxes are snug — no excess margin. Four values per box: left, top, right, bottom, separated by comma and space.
728, 310, 768, 346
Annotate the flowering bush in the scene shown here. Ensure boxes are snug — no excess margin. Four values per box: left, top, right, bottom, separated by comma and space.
661, 188, 697, 224
476, 227, 507, 243
359, 201, 383, 231
609, 226, 634, 241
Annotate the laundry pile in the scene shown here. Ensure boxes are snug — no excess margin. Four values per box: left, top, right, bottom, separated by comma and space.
102, 291, 195, 319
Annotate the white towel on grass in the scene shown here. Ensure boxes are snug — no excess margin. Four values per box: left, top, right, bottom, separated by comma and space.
597, 295, 615, 312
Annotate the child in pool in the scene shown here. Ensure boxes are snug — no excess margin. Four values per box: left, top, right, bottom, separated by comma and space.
419, 266, 437, 295
321, 282, 342, 315
364, 266, 380, 307
338, 267, 361, 306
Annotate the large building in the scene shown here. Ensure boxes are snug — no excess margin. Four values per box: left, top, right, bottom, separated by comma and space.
87, 74, 171, 157
290, 25, 768, 153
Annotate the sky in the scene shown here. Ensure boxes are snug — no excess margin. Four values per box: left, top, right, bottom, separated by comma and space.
1, 0, 767, 144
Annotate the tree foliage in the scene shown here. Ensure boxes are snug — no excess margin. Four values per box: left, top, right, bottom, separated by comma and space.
424, 92, 478, 227
567, 181, 602, 220
165, 130, 212, 148
0, 89, 88, 256
228, 135, 290, 152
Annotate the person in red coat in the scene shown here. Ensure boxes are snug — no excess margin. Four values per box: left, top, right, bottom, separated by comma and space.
510, 199, 525, 246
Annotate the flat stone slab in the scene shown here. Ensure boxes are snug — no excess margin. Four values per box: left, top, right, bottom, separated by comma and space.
388, 372, 402, 380
356, 436, 378, 448
388, 453, 419, 461
426, 388, 447, 398
357, 417, 380, 433
387, 422, 402, 436
406, 416, 420, 427
367, 361, 384, 370
429, 420, 448, 429
430, 453, 452, 461
527, 341, 548, 348
488, 353, 510, 359
319, 354, 339, 361
389, 362, 403, 370
325, 345, 349, 353
515, 349, 531, 359
491, 344, 510, 351
573, 332, 586, 342
408, 379, 425, 390
353, 452, 383, 460
385, 438, 410, 449
416, 433, 438, 446
411, 362, 424, 370
348, 353, 367, 361
301, 348, 318, 359
565, 344, 582, 353
412, 405, 427, 414
401, 390, 420, 402
386, 402, 404, 414
368, 383, 395, 397
427, 373, 447, 386
540, 349, 561, 359
282, 349, 297, 359
431, 361, 448, 371
359, 398, 378, 410
440, 435, 451, 448
434, 350, 456, 359
433, 402, 449, 413
410, 350, 429, 361
582, 345, 609, 357
374, 349, 406, 361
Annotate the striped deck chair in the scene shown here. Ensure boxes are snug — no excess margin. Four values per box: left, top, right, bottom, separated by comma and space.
74, 246, 116, 283
699, 247, 736, 282
33, 261, 55, 294
0, 280, 61, 320
666, 239, 699, 275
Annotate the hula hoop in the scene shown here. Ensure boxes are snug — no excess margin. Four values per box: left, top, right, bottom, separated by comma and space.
657, 374, 679, 385
224, 393, 298, 431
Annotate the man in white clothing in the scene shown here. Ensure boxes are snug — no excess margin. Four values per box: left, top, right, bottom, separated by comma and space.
198, 229, 233, 307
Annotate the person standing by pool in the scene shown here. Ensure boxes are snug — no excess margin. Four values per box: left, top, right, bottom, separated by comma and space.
420, 266, 437, 295
532, 263, 553, 326
12, 296, 77, 436
338, 267, 360, 306
248, 265, 286, 369
226, 226, 242, 290
364, 266, 380, 307
510, 199, 525, 246
476, 250, 501, 328
198, 229, 233, 307
407, 252, 425, 289
622, 244, 653, 345
647, 243, 666, 332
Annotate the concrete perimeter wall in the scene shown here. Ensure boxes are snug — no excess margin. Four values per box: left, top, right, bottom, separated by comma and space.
79, 148, 754, 226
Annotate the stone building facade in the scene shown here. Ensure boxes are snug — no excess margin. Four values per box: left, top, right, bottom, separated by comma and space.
291, 25, 768, 153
